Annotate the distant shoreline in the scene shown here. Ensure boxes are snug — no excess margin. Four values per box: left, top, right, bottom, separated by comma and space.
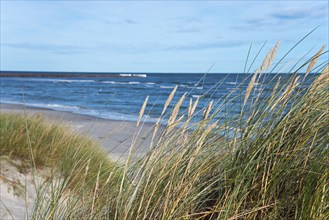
0, 71, 148, 78
0, 71, 317, 78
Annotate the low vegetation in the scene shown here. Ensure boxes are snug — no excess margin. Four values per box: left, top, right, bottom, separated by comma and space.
1, 42, 328, 219
0, 113, 120, 191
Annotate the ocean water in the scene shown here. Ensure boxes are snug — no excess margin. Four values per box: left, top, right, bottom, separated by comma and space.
0, 73, 316, 124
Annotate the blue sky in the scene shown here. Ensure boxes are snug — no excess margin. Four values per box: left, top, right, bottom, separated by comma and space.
1, 1, 328, 73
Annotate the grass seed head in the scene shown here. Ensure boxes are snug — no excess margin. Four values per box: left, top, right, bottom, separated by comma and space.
162, 85, 178, 115
137, 96, 149, 127
168, 93, 186, 126
267, 40, 280, 70
244, 68, 259, 106
306, 45, 326, 76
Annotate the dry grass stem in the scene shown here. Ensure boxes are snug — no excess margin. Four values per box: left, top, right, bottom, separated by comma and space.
244, 68, 259, 106
168, 93, 186, 126
136, 96, 149, 127
261, 49, 272, 73
313, 64, 329, 89
188, 98, 193, 118
271, 76, 300, 111
162, 85, 178, 115
203, 100, 213, 120
267, 40, 280, 70
306, 45, 326, 76
188, 97, 199, 119
186, 121, 217, 173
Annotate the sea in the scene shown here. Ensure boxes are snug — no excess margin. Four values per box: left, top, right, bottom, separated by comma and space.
0, 73, 316, 124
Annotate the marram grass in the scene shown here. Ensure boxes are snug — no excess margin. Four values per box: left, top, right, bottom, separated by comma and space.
0, 43, 328, 219
0, 113, 121, 193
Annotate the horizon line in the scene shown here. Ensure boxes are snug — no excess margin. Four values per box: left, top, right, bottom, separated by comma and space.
0, 70, 315, 75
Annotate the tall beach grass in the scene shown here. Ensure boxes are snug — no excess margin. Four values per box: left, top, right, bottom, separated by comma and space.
1, 42, 328, 219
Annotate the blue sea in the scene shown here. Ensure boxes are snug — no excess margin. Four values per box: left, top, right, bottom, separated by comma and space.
0, 73, 316, 124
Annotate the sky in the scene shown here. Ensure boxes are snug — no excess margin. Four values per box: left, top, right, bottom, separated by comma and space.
1, 0, 328, 73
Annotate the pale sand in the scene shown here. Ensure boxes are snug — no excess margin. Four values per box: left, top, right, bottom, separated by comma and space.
0, 158, 44, 219
0, 103, 161, 218
0, 103, 159, 162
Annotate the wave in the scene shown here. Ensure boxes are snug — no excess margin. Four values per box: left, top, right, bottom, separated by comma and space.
84, 111, 158, 123
119, 73, 147, 77
146, 82, 156, 85
24, 103, 81, 111
17, 78, 95, 83
119, 74, 132, 77
226, 82, 238, 85
102, 81, 140, 85
160, 85, 175, 89
179, 83, 196, 88
0, 100, 25, 105
37, 103, 81, 110
52, 79, 95, 83
186, 86, 203, 90
0, 100, 81, 111
0, 100, 157, 123
133, 74, 147, 77
102, 81, 116, 84
4, 100, 160, 123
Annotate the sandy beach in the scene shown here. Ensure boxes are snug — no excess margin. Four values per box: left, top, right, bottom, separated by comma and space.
0, 103, 157, 162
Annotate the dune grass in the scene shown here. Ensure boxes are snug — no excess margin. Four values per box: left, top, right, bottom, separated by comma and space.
113, 63, 328, 219
0, 42, 328, 219
0, 113, 120, 192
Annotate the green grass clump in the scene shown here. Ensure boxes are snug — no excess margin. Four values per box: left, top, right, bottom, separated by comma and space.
1, 113, 84, 166
0, 113, 120, 218
0, 113, 111, 166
